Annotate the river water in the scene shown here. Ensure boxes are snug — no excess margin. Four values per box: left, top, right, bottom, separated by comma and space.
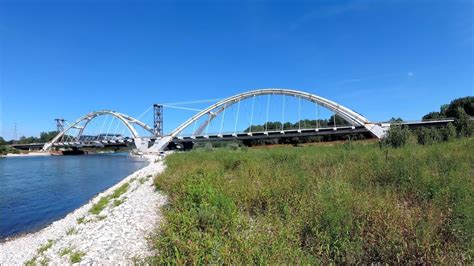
0, 154, 148, 240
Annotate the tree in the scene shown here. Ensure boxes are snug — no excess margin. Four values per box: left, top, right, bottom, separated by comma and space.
454, 107, 474, 137
422, 112, 444, 121
328, 115, 351, 126
389, 117, 404, 123
422, 96, 473, 121
440, 123, 457, 141
443, 96, 474, 118
416, 127, 441, 145
382, 125, 411, 148
39, 131, 59, 142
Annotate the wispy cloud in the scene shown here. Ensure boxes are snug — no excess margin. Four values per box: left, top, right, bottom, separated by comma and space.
290, 0, 372, 31
324, 72, 414, 87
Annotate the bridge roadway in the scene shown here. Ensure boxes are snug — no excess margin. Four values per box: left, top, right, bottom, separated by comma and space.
174, 126, 368, 143
11, 119, 455, 151
173, 118, 455, 143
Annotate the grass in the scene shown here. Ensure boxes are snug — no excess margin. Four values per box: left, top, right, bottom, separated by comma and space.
151, 138, 473, 264
69, 250, 86, 263
24, 256, 37, 266
89, 196, 111, 215
113, 198, 126, 206
37, 239, 54, 254
139, 177, 148, 184
59, 247, 85, 263
76, 216, 89, 224
110, 183, 130, 199
89, 183, 129, 214
59, 247, 72, 257
38, 257, 49, 266
66, 227, 78, 235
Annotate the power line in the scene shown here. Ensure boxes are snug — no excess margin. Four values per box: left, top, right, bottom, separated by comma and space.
159, 98, 223, 106
161, 105, 202, 112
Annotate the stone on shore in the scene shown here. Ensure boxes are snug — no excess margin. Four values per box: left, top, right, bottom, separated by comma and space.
0, 155, 167, 264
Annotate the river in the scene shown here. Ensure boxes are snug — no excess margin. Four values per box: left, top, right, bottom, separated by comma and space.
0, 153, 148, 240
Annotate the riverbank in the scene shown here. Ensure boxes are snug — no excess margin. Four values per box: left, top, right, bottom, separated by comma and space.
0, 154, 167, 264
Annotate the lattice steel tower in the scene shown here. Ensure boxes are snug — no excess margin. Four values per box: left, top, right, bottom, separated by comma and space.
153, 104, 163, 136
55, 118, 66, 132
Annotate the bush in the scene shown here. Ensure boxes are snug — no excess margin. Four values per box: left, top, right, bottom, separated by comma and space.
0, 145, 20, 155
440, 123, 457, 141
454, 107, 474, 137
204, 142, 213, 151
416, 127, 442, 145
151, 139, 473, 264
382, 125, 411, 148
228, 143, 240, 150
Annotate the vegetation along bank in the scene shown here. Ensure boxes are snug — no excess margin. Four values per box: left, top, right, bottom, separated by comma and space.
148, 137, 473, 264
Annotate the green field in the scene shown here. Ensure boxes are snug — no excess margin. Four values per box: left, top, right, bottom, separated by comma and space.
151, 139, 473, 264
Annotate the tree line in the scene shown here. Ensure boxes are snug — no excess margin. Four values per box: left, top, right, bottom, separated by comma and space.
383, 96, 473, 148
0, 131, 59, 145
0, 131, 59, 155
239, 96, 473, 147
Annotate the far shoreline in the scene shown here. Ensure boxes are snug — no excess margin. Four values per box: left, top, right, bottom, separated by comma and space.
1, 152, 51, 158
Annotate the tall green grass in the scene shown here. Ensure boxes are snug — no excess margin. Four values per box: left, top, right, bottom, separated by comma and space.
151, 139, 473, 264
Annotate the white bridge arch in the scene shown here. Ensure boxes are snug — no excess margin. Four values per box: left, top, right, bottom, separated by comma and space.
42, 110, 155, 152
43, 89, 386, 154
149, 88, 386, 152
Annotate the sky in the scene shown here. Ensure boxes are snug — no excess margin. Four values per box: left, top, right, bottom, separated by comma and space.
0, 0, 473, 139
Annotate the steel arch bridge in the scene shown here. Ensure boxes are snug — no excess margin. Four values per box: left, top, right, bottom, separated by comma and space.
42, 110, 156, 153
43, 88, 387, 154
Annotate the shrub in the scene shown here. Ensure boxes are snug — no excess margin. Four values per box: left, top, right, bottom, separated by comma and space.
454, 107, 474, 137
204, 142, 213, 150
416, 127, 442, 145
382, 125, 411, 148
440, 122, 457, 141
150, 139, 473, 264
70, 250, 85, 263
0, 145, 20, 155
228, 143, 240, 150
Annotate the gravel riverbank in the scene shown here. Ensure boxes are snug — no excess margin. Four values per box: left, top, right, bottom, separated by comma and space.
0, 154, 167, 264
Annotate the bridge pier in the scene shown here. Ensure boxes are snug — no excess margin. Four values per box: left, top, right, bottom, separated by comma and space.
364, 123, 389, 138
147, 136, 173, 153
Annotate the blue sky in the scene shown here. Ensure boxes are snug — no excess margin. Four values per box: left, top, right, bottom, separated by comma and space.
1, 0, 473, 139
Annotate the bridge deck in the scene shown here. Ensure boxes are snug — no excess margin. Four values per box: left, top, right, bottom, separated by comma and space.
11, 119, 457, 150
173, 126, 368, 143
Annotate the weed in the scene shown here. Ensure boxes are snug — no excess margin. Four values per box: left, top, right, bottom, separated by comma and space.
89, 196, 110, 215
66, 227, 77, 235
110, 183, 129, 199
70, 250, 85, 263
113, 198, 126, 206
59, 247, 72, 257
151, 138, 473, 264
76, 216, 92, 224
38, 257, 49, 266
24, 256, 37, 266
37, 239, 54, 254
89, 183, 129, 215
97, 214, 107, 220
